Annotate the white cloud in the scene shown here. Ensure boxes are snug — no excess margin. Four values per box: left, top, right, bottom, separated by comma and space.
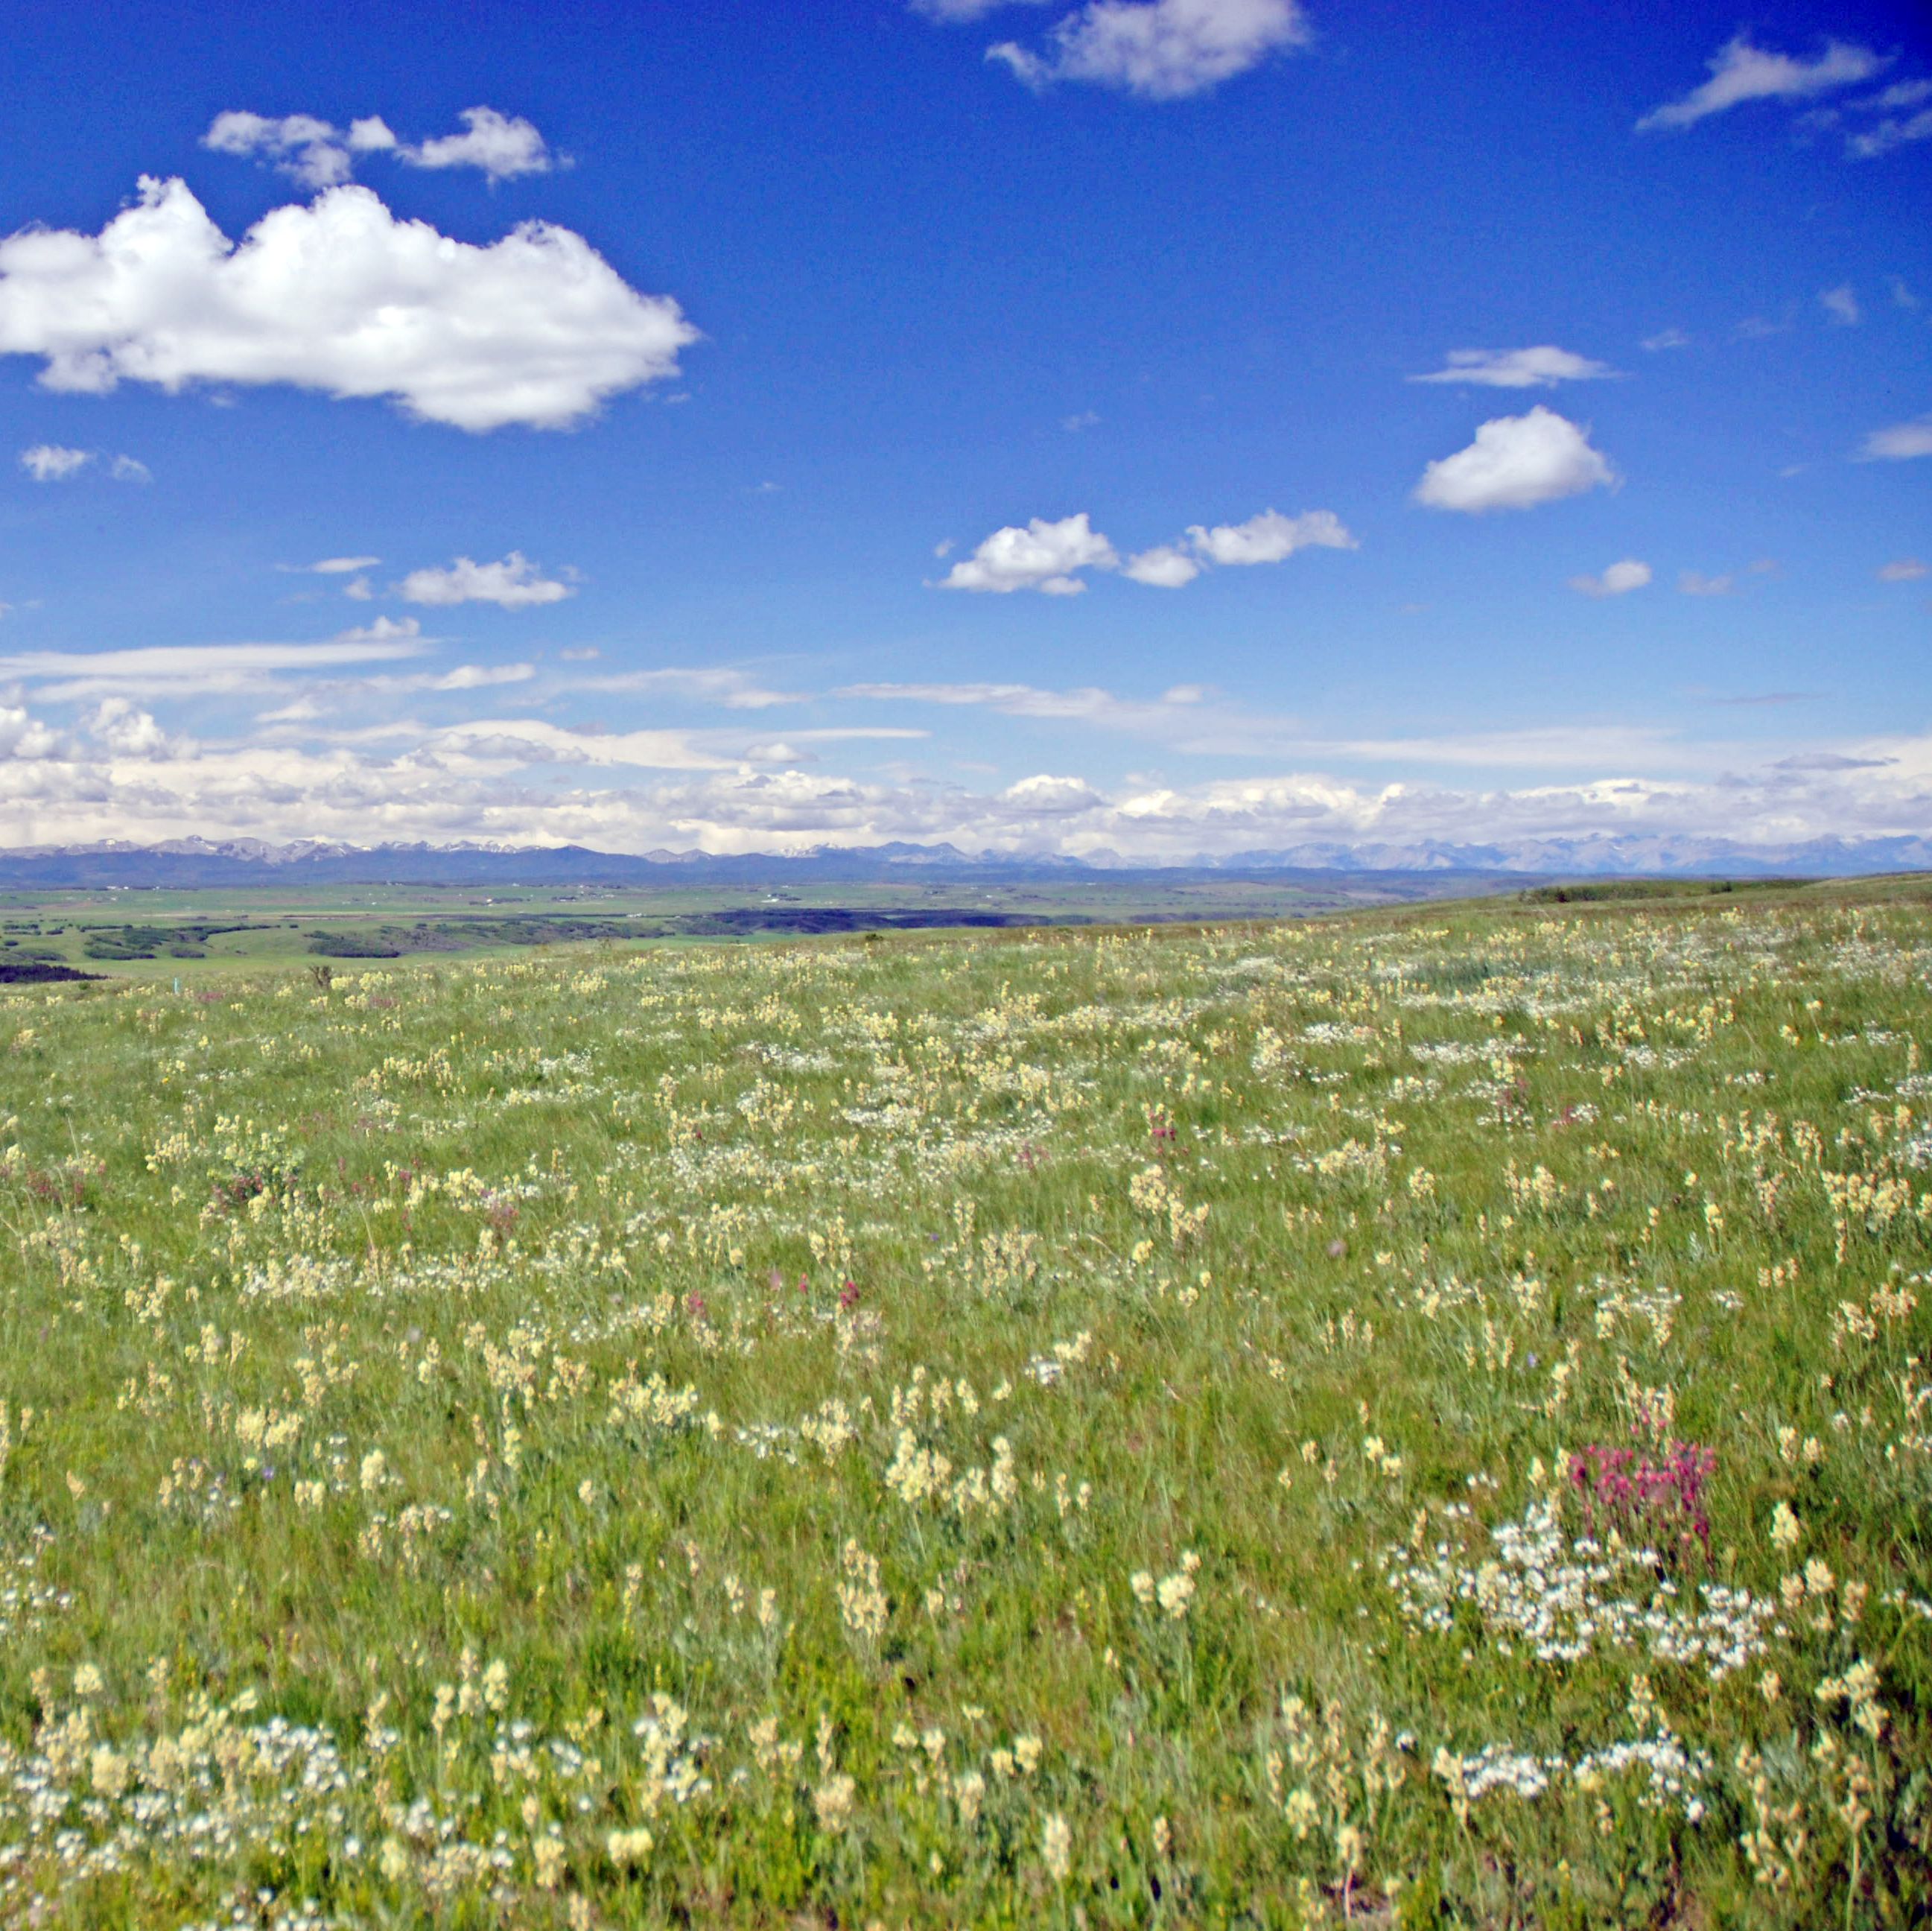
840, 679, 1695, 771
1637, 36, 1886, 132
987, 0, 1309, 100
430, 717, 734, 771
1186, 507, 1355, 564
574, 667, 802, 708
0, 711, 60, 761
0, 707, 60, 758
1867, 78, 1932, 112
1001, 772, 1105, 814
1846, 83, 1932, 159
17, 445, 147, 483
19, 444, 92, 481
1122, 545, 1200, 587
935, 513, 1117, 594
1569, 559, 1651, 597
1414, 407, 1617, 514
400, 107, 553, 180
1302, 724, 1688, 770
398, 552, 574, 608
0, 686, 1928, 863
1820, 283, 1860, 325
1679, 571, 1734, 596
1408, 346, 1619, 388
935, 505, 1353, 593
911, 0, 1052, 17
1642, 328, 1691, 351
0, 177, 695, 431
839, 676, 1325, 758
433, 662, 538, 690
203, 112, 358, 188
305, 555, 381, 574
842, 676, 1251, 741
204, 107, 553, 186
0, 625, 428, 700
1878, 559, 1928, 582
83, 697, 180, 759
339, 616, 423, 644
1850, 114, 1932, 158
1861, 413, 1932, 460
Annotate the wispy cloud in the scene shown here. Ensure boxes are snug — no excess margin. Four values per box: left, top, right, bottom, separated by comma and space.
1820, 283, 1860, 325
839, 677, 1289, 752
19, 446, 150, 483
1637, 36, 1886, 133
835, 679, 1689, 773
1679, 570, 1735, 597
19, 446, 92, 482
1408, 346, 1619, 388
572, 668, 806, 710
1569, 559, 1651, 597
1845, 77, 1932, 158
0, 623, 428, 700
1860, 413, 1932, 460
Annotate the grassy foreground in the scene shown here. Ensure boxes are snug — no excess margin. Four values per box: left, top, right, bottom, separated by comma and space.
0, 889, 1928, 1927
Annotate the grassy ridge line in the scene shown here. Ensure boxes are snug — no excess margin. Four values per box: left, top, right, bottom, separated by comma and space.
0, 888, 1925, 1925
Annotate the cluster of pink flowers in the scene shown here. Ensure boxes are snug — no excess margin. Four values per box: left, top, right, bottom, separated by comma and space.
1569, 1438, 1716, 1556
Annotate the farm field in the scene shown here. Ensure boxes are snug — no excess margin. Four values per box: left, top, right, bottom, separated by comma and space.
0, 883, 1928, 1927
0, 872, 1539, 980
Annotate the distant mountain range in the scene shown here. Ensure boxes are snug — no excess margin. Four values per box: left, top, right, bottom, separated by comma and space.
0, 834, 1922, 889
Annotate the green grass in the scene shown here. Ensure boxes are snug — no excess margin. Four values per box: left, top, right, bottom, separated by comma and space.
0, 884, 1926, 1926
0, 873, 1521, 980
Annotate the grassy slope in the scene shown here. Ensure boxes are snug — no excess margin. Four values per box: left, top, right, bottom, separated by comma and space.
0, 884, 1926, 1926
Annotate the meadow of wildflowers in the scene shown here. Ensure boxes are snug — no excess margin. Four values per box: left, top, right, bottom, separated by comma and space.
0, 887, 1928, 1927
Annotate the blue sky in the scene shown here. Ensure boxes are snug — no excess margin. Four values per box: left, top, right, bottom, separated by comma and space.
0, 0, 1926, 860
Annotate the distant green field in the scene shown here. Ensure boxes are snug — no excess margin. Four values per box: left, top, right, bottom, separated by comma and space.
0, 875, 1473, 979
0, 880, 1926, 1924
0, 871, 1887, 983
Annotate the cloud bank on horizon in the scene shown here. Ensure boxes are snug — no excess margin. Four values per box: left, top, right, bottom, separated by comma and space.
0, 7, 1925, 863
